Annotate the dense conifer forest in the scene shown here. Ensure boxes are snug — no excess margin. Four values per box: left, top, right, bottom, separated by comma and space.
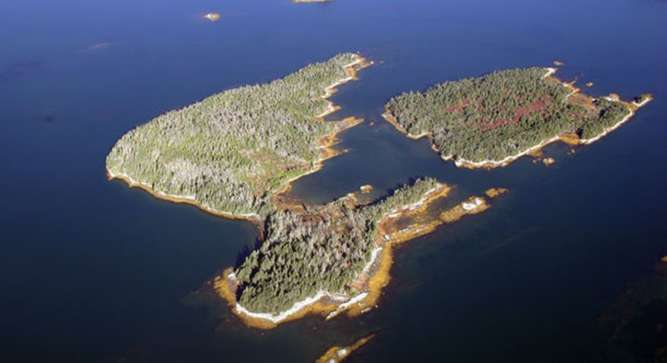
106, 53, 360, 217
384, 67, 631, 162
234, 178, 440, 313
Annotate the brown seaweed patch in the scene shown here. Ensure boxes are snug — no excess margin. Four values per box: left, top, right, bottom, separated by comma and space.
485, 187, 508, 198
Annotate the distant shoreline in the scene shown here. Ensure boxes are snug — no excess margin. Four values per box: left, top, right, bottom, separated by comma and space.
382, 68, 653, 169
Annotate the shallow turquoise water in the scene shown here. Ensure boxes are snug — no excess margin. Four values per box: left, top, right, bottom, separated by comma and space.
1, 0, 666, 361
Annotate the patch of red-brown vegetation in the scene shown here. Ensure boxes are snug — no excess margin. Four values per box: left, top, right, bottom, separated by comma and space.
479, 97, 552, 131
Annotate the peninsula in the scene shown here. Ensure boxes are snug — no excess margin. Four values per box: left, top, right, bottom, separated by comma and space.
383, 67, 652, 168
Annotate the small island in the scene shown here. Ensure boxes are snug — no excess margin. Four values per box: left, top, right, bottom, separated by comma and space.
383, 67, 652, 168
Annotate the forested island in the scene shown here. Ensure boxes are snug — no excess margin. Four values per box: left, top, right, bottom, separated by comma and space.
214, 180, 505, 328
108, 53, 506, 329
384, 67, 652, 168
107, 53, 369, 221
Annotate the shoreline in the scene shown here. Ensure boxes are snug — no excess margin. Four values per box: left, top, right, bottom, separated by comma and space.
340, 187, 506, 318
316, 56, 373, 119
271, 55, 372, 202
382, 68, 653, 169
272, 116, 363, 205
106, 170, 264, 228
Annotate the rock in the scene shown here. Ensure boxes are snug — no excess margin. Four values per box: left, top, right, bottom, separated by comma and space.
360, 184, 373, 193
485, 188, 508, 198
203, 12, 221, 22
542, 157, 556, 166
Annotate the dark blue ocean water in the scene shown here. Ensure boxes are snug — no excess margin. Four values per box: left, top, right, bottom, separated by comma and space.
1, 0, 665, 362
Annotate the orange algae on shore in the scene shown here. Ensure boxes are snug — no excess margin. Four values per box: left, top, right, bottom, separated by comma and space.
273, 116, 363, 209
213, 184, 510, 329
269, 58, 370, 203
315, 334, 375, 363
527, 148, 545, 158
317, 57, 372, 119
345, 186, 508, 318
439, 196, 490, 223
213, 270, 341, 330
559, 132, 581, 145
485, 187, 508, 198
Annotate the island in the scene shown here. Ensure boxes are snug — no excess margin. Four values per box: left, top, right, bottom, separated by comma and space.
383, 67, 652, 168
107, 53, 370, 223
108, 53, 506, 329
